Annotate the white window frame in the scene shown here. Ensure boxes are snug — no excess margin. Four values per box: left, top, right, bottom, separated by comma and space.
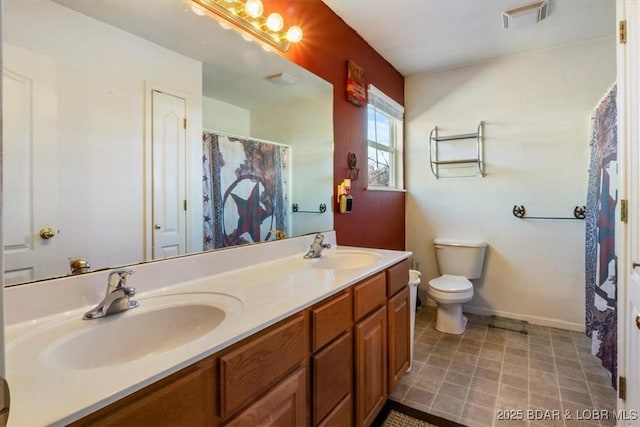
367, 84, 405, 191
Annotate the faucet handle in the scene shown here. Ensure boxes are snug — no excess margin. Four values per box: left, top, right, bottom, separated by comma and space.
108, 269, 134, 291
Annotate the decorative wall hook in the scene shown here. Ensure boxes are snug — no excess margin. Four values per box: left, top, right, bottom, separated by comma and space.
347, 152, 359, 181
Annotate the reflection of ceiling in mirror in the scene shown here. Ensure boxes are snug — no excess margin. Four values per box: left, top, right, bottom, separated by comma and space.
52, 0, 331, 109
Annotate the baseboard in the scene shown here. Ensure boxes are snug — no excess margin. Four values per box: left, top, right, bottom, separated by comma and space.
422, 299, 585, 332
462, 305, 585, 332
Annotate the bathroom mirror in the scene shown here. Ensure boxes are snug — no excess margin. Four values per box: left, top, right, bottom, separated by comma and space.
2, 0, 334, 286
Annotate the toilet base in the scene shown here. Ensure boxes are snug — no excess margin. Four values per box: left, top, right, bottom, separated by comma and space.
435, 303, 468, 335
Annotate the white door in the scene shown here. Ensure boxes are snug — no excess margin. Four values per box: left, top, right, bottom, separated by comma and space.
618, 0, 640, 421
2, 44, 64, 284
151, 90, 187, 260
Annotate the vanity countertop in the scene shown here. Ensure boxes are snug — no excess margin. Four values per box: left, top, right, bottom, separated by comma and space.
4, 233, 411, 427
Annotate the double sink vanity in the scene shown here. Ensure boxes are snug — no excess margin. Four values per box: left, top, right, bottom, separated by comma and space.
4, 232, 412, 426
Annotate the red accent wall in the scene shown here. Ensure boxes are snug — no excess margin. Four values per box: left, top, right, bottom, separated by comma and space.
270, 0, 406, 250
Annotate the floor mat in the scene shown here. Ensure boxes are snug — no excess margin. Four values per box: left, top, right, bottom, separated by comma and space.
372, 400, 467, 427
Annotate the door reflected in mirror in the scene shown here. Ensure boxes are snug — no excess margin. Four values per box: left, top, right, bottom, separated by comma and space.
2, 0, 334, 286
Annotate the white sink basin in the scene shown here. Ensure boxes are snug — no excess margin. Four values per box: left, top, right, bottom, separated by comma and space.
310, 249, 382, 270
8, 292, 243, 370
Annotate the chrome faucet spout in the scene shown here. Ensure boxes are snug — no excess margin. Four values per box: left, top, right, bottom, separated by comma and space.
83, 269, 139, 320
304, 233, 332, 259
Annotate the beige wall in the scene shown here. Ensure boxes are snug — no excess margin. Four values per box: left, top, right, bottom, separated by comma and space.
203, 97, 250, 136
405, 37, 616, 330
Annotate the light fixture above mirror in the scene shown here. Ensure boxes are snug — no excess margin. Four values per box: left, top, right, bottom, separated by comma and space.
190, 0, 303, 52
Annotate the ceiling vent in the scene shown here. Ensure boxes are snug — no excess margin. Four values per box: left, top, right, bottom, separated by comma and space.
265, 72, 297, 87
502, 1, 549, 30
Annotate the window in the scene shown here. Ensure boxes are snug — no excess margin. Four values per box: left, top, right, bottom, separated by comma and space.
367, 85, 404, 190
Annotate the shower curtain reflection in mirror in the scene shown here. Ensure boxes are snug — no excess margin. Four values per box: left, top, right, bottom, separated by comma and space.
202, 131, 290, 249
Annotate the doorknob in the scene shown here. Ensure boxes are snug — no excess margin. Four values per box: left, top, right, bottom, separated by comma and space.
636, 314, 640, 331
154, 225, 161, 230
39, 227, 56, 239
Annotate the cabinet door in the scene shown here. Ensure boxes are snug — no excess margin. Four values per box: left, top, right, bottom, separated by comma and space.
354, 306, 387, 427
312, 331, 352, 425
317, 395, 352, 427
219, 314, 306, 420
225, 367, 307, 427
388, 286, 410, 393
69, 358, 217, 427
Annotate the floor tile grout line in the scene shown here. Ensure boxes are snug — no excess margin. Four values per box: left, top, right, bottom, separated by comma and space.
488, 325, 506, 427
458, 320, 485, 426
571, 333, 603, 427
549, 328, 572, 427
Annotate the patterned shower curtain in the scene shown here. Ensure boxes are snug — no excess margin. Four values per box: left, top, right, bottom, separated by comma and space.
202, 131, 289, 250
585, 84, 617, 389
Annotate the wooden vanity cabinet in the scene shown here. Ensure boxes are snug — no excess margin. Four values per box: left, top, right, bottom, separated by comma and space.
310, 291, 353, 426
386, 259, 411, 394
224, 367, 307, 427
388, 286, 410, 392
352, 272, 388, 427
69, 357, 217, 427
70, 260, 411, 427
218, 313, 307, 422
354, 305, 388, 427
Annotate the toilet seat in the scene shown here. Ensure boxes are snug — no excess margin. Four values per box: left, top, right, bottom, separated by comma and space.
429, 274, 472, 293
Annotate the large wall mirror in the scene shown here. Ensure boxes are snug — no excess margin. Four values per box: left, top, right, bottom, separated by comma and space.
3, 0, 334, 286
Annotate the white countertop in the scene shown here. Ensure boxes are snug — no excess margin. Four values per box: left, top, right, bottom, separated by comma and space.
4, 232, 411, 426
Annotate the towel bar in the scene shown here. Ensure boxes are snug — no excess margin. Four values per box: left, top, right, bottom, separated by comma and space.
512, 205, 586, 220
292, 203, 327, 214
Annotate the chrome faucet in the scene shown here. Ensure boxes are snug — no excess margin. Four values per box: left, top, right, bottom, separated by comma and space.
304, 233, 332, 259
83, 269, 139, 320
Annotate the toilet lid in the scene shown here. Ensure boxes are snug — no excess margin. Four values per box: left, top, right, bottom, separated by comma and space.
429, 275, 472, 293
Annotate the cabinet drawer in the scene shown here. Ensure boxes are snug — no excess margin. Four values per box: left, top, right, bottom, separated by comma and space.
219, 314, 306, 419
311, 290, 352, 352
353, 272, 386, 322
387, 258, 410, 297
312, 331, 352, 425
70, 357, 217, 427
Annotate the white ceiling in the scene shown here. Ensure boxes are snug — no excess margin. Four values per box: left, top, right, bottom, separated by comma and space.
51, 0, 331, 110
322, 0, 616, 76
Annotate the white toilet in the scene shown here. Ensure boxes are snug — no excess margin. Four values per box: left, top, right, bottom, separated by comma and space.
428, 238, 487, 334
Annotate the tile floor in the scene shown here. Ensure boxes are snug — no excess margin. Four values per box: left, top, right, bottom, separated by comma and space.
390, 306, 617, 427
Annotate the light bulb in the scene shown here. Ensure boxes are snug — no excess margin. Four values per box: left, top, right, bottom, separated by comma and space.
266, 13, 284, 32
286, 26, 303, 43
244, 0, 263, 18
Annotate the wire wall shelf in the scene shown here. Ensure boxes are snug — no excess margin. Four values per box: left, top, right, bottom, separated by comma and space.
429, 121, 484, 179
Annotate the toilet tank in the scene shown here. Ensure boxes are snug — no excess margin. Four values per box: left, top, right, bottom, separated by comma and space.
433, 238, 487, 279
